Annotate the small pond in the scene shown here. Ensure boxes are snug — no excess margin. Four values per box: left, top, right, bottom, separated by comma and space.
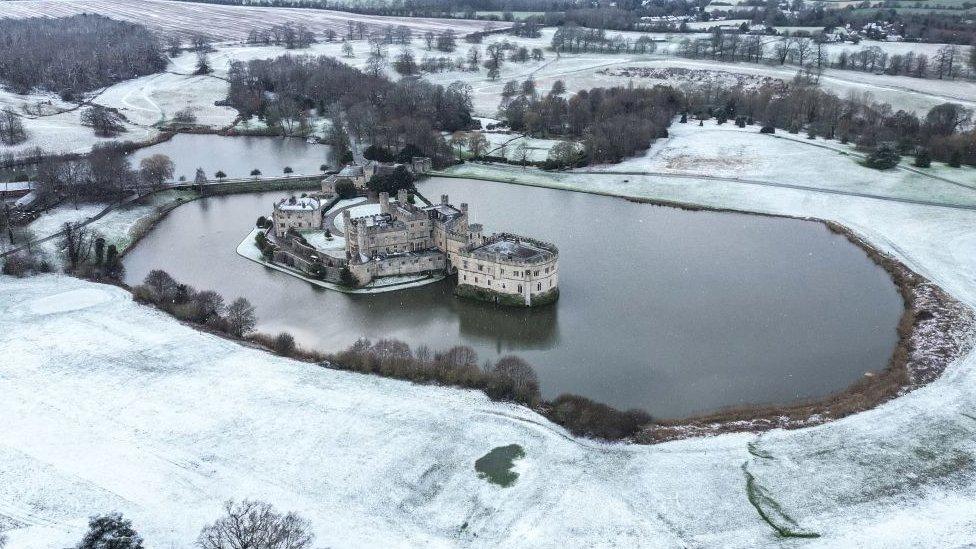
123, 177, 903, 419
126, 134, 333, 181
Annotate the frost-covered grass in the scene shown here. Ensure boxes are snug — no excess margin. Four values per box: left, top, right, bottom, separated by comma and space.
0, 0, 491, 41
585, 120, 976, 207
4, 155, 976, 546
1, 108, 158, 158
92, 73, 237, 128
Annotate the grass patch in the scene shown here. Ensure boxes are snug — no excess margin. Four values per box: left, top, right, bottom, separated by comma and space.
475, 444, 525, 487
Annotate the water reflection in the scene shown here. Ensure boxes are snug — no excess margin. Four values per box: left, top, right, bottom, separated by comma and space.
123, 176, 902, 418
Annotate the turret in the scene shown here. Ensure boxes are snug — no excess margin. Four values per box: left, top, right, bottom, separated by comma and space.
397, 188, 408, 205
380, 192, 391, 216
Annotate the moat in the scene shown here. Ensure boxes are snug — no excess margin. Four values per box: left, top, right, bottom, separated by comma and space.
123, 177, 904, 418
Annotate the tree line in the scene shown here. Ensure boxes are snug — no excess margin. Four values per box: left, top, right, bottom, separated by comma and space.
677, 29, 975, 80
683, 77, 976, 167
0, 14, 167, 100
497, 79, 682, 164
551, 24, 658, 54
226, 55, 474, 164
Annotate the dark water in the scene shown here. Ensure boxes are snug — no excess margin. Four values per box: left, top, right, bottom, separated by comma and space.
126, 134, 333, 181
123, 178, 903, 418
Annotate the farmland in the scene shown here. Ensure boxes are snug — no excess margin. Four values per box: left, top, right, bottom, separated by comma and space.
0, 0, 492, 41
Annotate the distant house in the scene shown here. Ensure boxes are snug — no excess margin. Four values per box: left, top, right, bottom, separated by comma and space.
321, 158, 433, 196
0, 181, 33, 200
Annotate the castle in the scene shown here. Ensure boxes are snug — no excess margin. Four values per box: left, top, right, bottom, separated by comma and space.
343, 190, 558, 305
264, 173, 558, 306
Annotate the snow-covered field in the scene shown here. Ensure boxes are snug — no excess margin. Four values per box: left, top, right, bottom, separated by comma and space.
4, 133, 976, 545
92, 73, 237, 128
586, 120, 976, 207
2, 25, 968, 159
0, 0, 492, 41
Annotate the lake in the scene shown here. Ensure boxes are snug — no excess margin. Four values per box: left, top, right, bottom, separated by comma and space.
123, 177, 903, 418
126, 134, 333, 181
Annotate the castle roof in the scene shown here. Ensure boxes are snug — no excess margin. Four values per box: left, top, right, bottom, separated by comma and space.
275, 196, 320, 211
467, 234, 557, 264
338, 165, 364, 178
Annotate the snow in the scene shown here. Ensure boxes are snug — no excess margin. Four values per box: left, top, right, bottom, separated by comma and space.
478, 133, 569, 163
92, 72, 237, 128
1, 108, 158, 159
2, 13, 976, 549
0, 0, 493, 41
27, 288, 114, 315
333, 203, 382, 232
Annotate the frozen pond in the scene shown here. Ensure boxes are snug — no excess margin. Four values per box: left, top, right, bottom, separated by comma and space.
126, 134, 333, 181
123, 177, 904, 418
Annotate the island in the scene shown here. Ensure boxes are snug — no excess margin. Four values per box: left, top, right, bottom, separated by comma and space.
248, 160, 559, 307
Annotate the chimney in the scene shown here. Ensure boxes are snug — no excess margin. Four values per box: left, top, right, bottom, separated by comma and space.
441, 194, 448, 205
380, 192, 390, 215
460, 203, 468, 215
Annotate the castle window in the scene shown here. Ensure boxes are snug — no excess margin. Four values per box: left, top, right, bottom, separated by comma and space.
487, 280, 491, 286
478, 265, 483, 272
534, 270, 540, 276
517, 285, 522, 293
537, 283, 542, 291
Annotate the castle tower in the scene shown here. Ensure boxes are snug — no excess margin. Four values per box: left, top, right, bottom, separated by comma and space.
458, 203, 469, 234
397, 188, 408, 205
343, 210, 358, 260
379, 192, 391, 216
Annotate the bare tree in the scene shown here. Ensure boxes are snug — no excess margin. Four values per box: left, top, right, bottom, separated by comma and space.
139, 154, 175, 191
467, 131, 489, 158
0, 108, 27, 145
60, 222, 97, 271
491, 355, 540, 403
226, 297, 257, 337
197, 500, 314, 549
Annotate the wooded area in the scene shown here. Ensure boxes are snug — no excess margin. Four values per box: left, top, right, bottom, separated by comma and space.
0, 14, 167, 99
226, 55, 475, 163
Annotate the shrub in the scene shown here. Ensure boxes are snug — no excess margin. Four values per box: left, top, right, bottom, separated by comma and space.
335, 179, 356, 199
914, 149, 931, 168
948, 150, 962, 168
77, 513, 143, 549
1, 251, 38, 277
363, 144, 394, 162
760, 125, 775, 134
487, 356, 540, 405
549, 394, 653, 440
865, 143, 900, 170
273, 332, 296, 356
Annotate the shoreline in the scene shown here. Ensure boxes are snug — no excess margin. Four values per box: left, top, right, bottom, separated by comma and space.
86, 174, 976, 443
235, 228, 446, 294
431, 168, 976, 441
